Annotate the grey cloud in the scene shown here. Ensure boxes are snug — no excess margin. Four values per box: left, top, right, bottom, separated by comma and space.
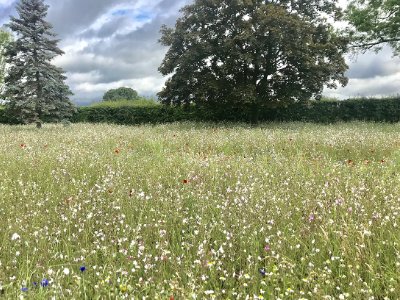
81, 16, 131, 39
59, 9, 182, 86
346, 47, 400, 79
46, 0, 192, 38
328, 76, 400, 99
46, 0, 123, 37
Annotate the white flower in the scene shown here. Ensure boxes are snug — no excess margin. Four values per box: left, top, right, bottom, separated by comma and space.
63, 268, 70, 275
204, 290, 214, 295
11, 233, 20, 241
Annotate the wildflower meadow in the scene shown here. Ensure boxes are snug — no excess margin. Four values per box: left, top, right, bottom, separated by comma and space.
1, 122, 400, 299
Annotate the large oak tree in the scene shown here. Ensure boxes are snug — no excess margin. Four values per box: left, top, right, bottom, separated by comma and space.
158, 0, 349, 112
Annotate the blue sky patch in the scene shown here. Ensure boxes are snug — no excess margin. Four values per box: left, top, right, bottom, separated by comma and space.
112, 9, 131, 16
112, 9, 153, 22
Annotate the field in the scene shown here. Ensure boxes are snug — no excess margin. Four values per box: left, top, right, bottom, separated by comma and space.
0, 122, 400, 299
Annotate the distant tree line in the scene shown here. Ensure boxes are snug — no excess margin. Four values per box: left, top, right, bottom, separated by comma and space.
103, 87, 139, 101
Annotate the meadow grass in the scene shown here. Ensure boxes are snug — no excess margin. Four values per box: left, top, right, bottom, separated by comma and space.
0, 122, 400, 299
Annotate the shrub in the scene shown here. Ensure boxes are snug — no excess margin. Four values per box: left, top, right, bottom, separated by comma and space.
71, 97, 400, 125
2, 97, 400, 125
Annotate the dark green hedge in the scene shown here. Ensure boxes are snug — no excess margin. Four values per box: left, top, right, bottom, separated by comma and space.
271, 98, 400, 123
70, 97, 400, 124
0, 108, 20, 124
1, 97, 400, 125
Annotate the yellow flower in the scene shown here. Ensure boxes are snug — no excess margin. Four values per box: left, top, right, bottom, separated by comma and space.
207, 261, 215, 267
119, 284, 128, 293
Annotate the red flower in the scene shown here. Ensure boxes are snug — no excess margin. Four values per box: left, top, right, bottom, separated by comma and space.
170, 296, 175, 300
182, 179, 189, 184
20, 143, 26, 148
114, 148, 120, 154
380, 159, 385, 163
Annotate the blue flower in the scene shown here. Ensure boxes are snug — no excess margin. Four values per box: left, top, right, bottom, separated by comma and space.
259, 268, 266, 276
21, 287, 28, 292
40, 279, 49, 287
80, 266, 86, 272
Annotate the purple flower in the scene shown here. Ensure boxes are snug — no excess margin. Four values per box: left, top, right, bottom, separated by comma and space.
259, 268, 266, 276
80, 266, 86, 272
40, 279, 49, 287
308, 214, 315, 222
21, 287, 28, 292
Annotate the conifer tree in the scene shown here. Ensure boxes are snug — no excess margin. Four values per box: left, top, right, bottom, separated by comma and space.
0, 29, 11, 93
2, 0, 75, 128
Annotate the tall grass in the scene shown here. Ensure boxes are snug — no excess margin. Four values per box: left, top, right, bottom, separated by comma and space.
0, 122, 399, 299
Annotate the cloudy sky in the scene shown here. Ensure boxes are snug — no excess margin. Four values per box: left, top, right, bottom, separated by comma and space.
1, 0, 399, 105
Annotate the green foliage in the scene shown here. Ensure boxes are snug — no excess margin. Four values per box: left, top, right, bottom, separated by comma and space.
69, 97, 400, 125
0, 28, 11, 93
91, 98, 159, 108
0, 106, 19, 124
346, 0, 400, 54
158, 0, 348, 112
1, 0, 76, 128
102, 87, 139, 101
71, 106, 198, 124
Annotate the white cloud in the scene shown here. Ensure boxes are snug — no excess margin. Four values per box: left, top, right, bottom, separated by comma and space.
0, 0, 15, 6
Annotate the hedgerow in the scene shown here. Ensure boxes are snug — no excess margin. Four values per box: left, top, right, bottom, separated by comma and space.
2, 97, 400, 125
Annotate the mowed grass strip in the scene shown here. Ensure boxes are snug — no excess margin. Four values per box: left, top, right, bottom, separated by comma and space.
0, 122, 399, 299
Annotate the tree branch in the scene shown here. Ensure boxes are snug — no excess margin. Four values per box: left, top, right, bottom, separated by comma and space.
350, 37, 400, 49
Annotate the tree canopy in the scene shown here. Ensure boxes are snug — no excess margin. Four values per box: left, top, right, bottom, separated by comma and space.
0, 29, 11, 94
346, 0, 400, 55
103, 87, 139, 101
2, 0, 75, 127
158, 0, 349, 110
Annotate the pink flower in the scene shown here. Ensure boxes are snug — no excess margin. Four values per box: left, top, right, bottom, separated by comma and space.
264, 244, 270, 252
309, 214, 315, 222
